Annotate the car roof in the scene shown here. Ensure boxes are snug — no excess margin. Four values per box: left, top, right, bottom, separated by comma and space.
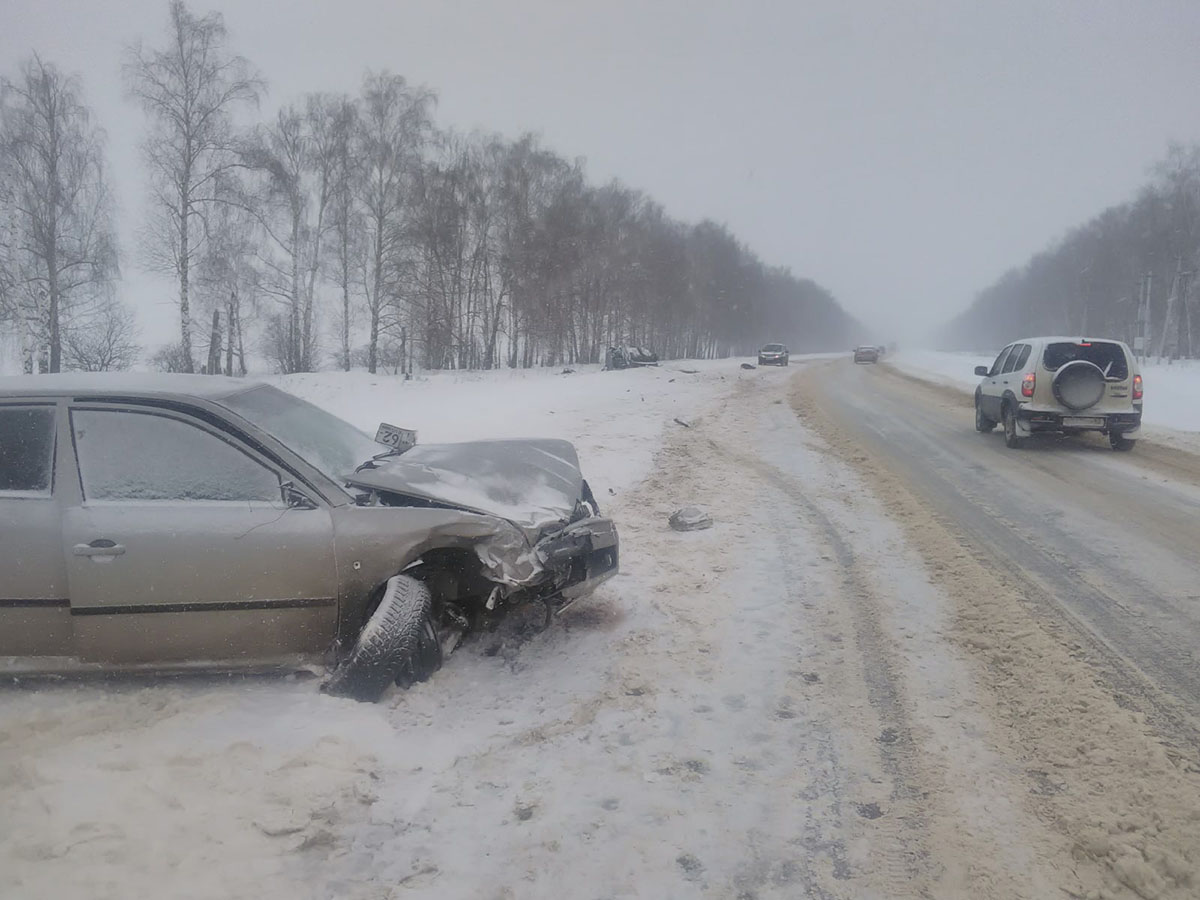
1010, 336, 1128, 346
0, 372, 266, 401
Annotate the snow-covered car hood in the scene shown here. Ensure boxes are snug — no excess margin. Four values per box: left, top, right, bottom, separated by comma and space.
345, 438, 585, 531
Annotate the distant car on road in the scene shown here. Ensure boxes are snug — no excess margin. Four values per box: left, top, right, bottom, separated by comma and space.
0, 374, 618, 700
973, 337, 1142, 450
757, 343, 789, 366
853, 346, 880, 364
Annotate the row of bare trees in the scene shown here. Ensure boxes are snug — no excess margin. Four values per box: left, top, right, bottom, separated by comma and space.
3, 0, 856, 376
945, 144, 1200, 360
0, 57, 135, 373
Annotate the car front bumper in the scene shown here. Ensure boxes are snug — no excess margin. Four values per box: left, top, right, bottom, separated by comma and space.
758, 356, 787, 365
535, 516, 620, 600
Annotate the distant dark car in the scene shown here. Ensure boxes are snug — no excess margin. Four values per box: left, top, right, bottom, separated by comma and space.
757, 343, 789, 366
853, 346, 880, 364
604, 346, 659, 369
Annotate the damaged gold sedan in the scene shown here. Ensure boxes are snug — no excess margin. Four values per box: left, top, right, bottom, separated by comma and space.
0, 374, 618, 701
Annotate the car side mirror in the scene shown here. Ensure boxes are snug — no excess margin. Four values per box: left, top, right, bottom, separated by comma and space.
974, 366, 989, 376
281, 481, 317, 510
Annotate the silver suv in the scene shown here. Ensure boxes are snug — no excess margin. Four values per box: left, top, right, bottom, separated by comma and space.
973, 337, 1143, 450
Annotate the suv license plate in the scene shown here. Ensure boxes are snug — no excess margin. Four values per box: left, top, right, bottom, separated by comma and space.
1063, 416, 1103, 428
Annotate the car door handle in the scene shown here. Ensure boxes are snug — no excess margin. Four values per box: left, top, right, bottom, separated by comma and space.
74, 540, 126, 558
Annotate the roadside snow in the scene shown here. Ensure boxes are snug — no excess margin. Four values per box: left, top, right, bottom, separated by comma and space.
0, 356, 796, 900
271, 360, 737, 498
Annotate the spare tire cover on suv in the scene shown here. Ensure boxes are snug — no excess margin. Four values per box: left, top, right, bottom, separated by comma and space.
1052, 360, 1106, 411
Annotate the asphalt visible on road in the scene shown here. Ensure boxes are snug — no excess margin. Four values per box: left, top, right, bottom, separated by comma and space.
809, 359, 1200, 747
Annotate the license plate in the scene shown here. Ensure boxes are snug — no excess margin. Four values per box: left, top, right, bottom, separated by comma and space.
374, 422, 417, 451
1062, 416, 1103, 428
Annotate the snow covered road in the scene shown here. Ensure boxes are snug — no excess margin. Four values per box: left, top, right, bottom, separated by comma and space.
3, 358, 1200, 899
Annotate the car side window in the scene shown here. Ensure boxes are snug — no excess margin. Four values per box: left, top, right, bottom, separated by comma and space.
0, 405, 56, 496
1011, 343, 1032, 371
1000, 344, 1022, 374
72, 408, 281, 502
990, 346, 1013, 376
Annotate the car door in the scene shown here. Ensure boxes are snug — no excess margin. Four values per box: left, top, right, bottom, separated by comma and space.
996, 342, 1024, 403
982, 345, 1014, 420
0, 401, 73, 657
61, 402, 339, 665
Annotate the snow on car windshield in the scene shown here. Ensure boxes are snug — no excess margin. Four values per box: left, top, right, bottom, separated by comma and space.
1042, 342, 1128, 379
222, 384, 380, 481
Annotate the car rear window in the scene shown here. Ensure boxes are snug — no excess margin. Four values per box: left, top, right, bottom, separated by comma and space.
0, 405, 55, 495
1042, 342, 1128, 380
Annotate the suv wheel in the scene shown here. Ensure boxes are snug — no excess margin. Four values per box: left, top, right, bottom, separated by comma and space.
975, 396, 996, 433
1002, 404, 1024, 449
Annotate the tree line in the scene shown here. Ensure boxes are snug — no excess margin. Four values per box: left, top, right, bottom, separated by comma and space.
944, 143, 1200, 359
1, 0, 856, 375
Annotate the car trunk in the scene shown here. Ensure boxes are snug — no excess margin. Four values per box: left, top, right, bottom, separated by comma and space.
1035, 341, 1136, 414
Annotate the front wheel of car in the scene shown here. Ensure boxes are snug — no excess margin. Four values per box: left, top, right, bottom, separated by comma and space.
323, 574, 442, 702
1002, 405, 1024, 449
1110, 433, 1136, 452
975, 397, 996, 433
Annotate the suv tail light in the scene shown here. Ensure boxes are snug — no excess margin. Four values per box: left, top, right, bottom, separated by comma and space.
1021, 372, 1036, 398
1133, 373, 1143, 401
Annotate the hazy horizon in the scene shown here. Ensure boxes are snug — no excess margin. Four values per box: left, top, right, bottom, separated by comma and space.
6, 0, 1200, 353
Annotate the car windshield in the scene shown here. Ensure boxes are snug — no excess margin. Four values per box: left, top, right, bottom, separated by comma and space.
221, 384, 380, 482
1043, 342, 1128, 379
763, 344, 784, 351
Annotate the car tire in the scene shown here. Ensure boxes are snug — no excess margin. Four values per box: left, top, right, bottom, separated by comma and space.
1110, 433, 1136, 452
975, 397, 997, 433
1002, 404, 1024, 449
323, 574, 441, 702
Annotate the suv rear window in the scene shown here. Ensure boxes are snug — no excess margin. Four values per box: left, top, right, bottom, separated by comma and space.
0, 405, 55, 495
1042, 342, 1128, 380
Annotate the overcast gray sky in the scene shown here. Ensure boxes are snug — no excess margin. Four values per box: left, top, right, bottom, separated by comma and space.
6, 0, 1200, 347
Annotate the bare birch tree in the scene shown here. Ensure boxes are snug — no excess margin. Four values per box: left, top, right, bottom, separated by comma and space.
355, 72, 435, 374
0, 56, 117, 373
124, 0, 261, 373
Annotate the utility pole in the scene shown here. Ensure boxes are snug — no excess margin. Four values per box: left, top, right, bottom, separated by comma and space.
1157, 258, 1195, 364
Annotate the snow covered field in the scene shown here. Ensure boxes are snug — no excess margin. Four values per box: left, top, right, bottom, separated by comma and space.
0, 357, 792, 900
888, 348, 1200, 434
6, 354, 1199, 899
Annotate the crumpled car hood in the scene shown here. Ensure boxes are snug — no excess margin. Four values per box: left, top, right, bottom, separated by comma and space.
345, 438, 584, 531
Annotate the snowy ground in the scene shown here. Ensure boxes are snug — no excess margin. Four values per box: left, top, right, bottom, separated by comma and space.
5, 355, 1198, 899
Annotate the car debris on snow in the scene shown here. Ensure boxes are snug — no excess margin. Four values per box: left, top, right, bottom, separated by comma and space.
741, 362, 757, 370
669, 506, 713, 531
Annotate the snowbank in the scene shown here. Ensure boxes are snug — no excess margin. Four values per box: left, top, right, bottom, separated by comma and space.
271, 359, 745, 497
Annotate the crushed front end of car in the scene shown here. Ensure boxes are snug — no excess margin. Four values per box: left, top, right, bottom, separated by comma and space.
344, 438, 620, 623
